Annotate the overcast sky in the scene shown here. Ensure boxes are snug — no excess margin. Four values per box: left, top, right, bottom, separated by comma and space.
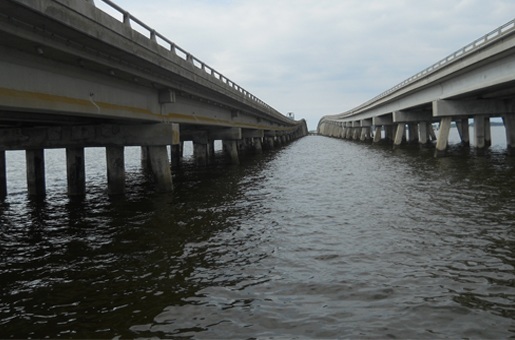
98, 0, 515, 130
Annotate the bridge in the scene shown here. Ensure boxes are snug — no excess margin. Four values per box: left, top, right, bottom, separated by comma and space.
318, 18, 515, 157
0, 0, 308, 197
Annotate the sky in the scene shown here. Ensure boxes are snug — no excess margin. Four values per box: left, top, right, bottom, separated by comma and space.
96, 0, 515, 130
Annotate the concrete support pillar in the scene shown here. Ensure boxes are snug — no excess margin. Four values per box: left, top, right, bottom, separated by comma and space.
407, 123, 418, 143
254, 138, 263, 154
0, 151, 6, 198
141, 146, 150, 172
503, 114, 515, 155
419, 122, 429, 145
435, 117, 452, 157
106, 146, 125, 195
26, 149, 46, 197
393, 123, 405, 147
26, 149, 46, 196
485, 118, 492, 147
373, 126, 382, 143
474, 115, 487, 149
360, 127, 368, 141
263, 137, 274, 150
456, 119, 470, 146
352, 128, 360, 140
193, 142, 208, 166
191, 131, 209, 166
223, 140, 239, 164
170, 123, 181, 167
147, 145, 173, 192
66, 147, 86, 196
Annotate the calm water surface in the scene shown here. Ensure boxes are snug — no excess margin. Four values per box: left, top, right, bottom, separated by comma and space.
1, 127, 515, 338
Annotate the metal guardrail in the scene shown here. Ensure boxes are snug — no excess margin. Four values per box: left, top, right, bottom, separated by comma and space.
98, 0, 275, 113
342, 18, 515, 118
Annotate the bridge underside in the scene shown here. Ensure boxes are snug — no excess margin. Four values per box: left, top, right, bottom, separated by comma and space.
0, 0, 308, 198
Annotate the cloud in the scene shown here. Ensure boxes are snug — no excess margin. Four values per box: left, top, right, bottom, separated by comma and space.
109, 0, 515, 130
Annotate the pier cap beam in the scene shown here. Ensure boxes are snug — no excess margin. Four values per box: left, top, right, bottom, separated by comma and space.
393, 110, 433, 123
361, 119, 372, 127
433, 99, 514, 117
372, 114, 393, 126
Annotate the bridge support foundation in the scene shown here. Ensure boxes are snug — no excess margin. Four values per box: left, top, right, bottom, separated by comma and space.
66, 147, 86, 196
147, 146, 173, 192
474, 115, 491, 149
393, 124, 405, 148
373, 126, 382, 143
106, 146, 125, 195
435, 117, 452, 157
26, 149, 46, 197
255, 138, 264, 153
223, 140, 239, 164
419, 122, 429, 145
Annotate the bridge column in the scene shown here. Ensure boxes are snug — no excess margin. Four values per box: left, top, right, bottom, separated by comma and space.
456, 119, 470, 146
66, 147, 86, 196
106, 146, 125, 195
474, 115, 488, 149
26, 149, 46, 196
434, 117, 452, 157
393, 123, 405, 148
170, 123, 182, 167
419, 122, 429, 145
485, 118, 492, 147
503, 114, 515, 155
192, 133, 209, 166
253, 138, 263, 154
223, 140, 239, 164
0, 151, 6, 199
373, 126, 382, 143
147, 146, 173, 192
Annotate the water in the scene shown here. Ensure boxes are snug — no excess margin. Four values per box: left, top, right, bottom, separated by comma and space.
2, 127, 515, 338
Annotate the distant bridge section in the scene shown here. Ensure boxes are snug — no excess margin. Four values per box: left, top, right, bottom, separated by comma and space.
318, 19, 515, 156
0, 0, 307, 197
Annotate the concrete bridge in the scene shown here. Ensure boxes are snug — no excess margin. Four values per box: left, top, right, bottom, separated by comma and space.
0, 0, 308, 197
318, 19, 515, 157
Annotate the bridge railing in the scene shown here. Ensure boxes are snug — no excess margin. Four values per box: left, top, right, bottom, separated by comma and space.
96, 0, 278, 116
341, 18, 515, 118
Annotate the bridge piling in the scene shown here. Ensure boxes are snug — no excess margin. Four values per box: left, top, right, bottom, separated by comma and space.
106, 146, 125, 195
435, 117, 452, 157
147, 146, 173, 192
66, 147, 86, 196
223, 140, 240, 165
418, 122, 430, 145
26, 149, 46, 197
393, 123, 405, 148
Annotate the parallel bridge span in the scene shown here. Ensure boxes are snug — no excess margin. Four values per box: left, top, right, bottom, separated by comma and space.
0, 0, 308, 197
318, 18, 515, 157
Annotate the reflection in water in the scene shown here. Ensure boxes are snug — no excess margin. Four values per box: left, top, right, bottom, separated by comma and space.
1, 129, 515, 338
